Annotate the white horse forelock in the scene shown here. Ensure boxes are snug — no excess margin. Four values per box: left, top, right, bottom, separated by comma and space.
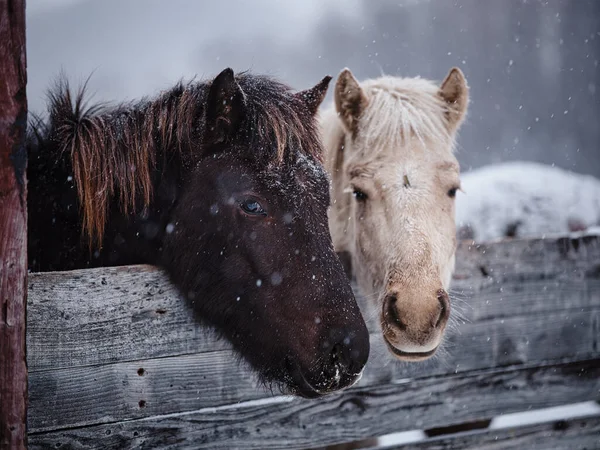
357, 76, 455, 154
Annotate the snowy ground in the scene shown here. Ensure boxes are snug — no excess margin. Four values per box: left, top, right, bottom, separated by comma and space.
456, 161, 600, 242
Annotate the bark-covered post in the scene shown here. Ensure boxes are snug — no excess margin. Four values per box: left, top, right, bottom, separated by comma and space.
0, 0, 28, 448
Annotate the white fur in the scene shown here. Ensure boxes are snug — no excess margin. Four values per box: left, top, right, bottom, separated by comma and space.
322, 68, 468, 360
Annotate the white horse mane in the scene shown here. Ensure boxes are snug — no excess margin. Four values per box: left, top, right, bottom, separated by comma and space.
356, 76, 455, 153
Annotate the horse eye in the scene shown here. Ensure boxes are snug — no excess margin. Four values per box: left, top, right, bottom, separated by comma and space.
240, 199, 266, 216
352, 189, 368, 201
447, 187, 458, 198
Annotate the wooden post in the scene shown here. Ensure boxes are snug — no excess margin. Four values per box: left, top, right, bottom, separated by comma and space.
0, 0, 28, 448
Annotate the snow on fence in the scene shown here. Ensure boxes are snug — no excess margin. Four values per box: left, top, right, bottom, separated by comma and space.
27, 235, 600, 449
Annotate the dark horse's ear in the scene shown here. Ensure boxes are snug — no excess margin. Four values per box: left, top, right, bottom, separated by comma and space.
293, 76, 332, 115
205, 68, 245, 144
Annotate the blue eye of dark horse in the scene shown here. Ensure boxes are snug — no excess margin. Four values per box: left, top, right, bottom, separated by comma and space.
240, 199, 266, 216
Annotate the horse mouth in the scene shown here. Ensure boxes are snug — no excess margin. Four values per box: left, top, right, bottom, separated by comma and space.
286, 358, 363, 398
291, 371, 325, 398
383, 336, 438, 361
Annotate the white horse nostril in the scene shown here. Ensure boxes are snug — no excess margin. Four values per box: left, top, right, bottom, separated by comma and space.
384, 294, 406, 330
435, 290, 450, 328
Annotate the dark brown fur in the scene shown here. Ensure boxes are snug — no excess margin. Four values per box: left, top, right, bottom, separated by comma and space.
28, 69, 368, 397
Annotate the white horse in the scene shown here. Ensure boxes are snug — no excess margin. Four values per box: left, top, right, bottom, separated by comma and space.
456, 161, 600, 242
321, 67, 469, 361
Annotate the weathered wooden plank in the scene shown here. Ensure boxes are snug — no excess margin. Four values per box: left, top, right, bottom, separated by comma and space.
27, 235, 600, 373
27, 265, 230, 372
454, 235, 600, 283
28, 350, 258, 433
0, 0, 28, 448
28, 360, 600, 450
27, 306, 600, 433
450, 278, 600, 322
26, 234, 600, 433
381, 414, 600, 450
391, 308, 599, 381
25, 234, 600, 442
449, 235, 600, 322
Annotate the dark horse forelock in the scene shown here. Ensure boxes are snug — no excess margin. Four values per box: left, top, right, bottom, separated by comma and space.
41, 73, 323, 248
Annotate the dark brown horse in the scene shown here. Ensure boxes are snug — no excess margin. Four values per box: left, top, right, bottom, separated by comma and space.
28, 68, 369, 398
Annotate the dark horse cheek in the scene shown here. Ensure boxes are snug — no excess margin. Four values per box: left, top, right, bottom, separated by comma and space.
221, 253, 254, 286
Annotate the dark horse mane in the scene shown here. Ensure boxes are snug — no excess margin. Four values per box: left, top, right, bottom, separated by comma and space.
30, 70, 329, 249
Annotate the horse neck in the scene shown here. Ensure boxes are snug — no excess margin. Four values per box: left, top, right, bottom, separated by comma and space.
28, 105, 188, 271
28, 133, 90, 271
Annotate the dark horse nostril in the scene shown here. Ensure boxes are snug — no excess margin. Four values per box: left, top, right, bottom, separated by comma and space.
317, 325, 369, 391
325, 342, 351, 384
384, 294, 406, 330
331, 343, 344, 366
435, 290, 450, 328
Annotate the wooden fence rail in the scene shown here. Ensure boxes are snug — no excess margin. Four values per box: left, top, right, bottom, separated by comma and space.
379, 414, 600, 450
26, 235, 600, 449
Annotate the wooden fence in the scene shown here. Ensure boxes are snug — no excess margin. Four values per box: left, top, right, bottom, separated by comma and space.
26, 235, 600, 449
0, 1, 28, 448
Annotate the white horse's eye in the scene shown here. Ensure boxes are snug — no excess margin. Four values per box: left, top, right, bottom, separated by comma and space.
352, 189, 368, 201
447, 187, 458, 198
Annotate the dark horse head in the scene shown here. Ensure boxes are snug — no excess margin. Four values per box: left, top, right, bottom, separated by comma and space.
28, 68, 370, 397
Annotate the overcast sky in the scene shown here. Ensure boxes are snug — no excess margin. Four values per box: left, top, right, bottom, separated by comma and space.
27, 0, 600, 176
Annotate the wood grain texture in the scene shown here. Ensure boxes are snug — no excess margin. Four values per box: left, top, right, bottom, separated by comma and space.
27, 360, 600, 449
27, 308, 599, 433
377, 414, 600, 450
27, 265, 230, 372
449, 236, 600, 322
27, 235, 600, 371
0, 0, 28, 448
26, 235, 600, 447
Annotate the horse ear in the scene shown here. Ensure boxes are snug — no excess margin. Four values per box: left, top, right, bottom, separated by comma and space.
205, 68, 245, 143
294, 75, 332, 115
438, 67, 469, 131
335, 68, 368, 134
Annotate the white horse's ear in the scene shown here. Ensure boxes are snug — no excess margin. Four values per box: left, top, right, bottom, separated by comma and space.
335, 68, 369, 134
439, 67, 469, 131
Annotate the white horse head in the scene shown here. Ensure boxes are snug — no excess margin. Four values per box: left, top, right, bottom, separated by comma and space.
321, 67, 469, 360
